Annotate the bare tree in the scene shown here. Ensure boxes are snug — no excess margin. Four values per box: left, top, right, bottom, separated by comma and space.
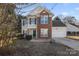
0, 3, 37, 47
63, 16, 76, 23
0, 4, 17, 47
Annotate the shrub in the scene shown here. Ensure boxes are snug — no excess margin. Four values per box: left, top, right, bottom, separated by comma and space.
17, 34, 24, 40
25, 35, 32, 41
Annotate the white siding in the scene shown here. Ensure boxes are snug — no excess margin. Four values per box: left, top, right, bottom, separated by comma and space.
21, 19, 37, 34
21, 19, 28, 34
52, 27, 67, 38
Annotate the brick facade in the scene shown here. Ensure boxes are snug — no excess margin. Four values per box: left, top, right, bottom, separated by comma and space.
37, 10, 52, 39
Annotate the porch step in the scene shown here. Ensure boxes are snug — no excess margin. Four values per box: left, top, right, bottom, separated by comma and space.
30, 39, 51, 42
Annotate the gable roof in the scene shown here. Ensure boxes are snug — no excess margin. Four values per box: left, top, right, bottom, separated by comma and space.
27, 6, 54, 16
52, 17, 66, 27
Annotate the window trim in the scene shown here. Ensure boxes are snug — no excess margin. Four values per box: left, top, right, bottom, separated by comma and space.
22, 19, 28, 26
40, 15, 48, 24
30, 18, 36, 25
40, 28, 48, 37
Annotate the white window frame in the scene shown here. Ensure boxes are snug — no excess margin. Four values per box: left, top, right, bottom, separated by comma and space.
22, 19, 27, 26
40, 28, 48, 37
40, 15, 48, 24
30, 18, 36, 25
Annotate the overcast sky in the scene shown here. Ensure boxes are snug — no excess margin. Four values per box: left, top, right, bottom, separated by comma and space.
20, 3, 79, 21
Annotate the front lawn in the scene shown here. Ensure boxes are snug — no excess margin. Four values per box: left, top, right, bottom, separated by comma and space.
0, 39, 79, 56
13, 40, 79, 56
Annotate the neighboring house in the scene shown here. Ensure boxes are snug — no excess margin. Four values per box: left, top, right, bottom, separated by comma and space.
62, 16, 79, 36
21, 6, 54, 39
52, 17, 67, 38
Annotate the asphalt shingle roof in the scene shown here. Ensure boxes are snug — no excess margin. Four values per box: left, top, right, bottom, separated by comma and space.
52, 17, 66, 27
70, 23, 79, 28
27, 6, 54, 16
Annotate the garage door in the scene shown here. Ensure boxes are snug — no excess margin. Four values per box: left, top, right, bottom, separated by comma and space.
52, 27, 66, 38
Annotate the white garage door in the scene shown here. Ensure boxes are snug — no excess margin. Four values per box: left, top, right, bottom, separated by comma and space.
52, 27, 66, 38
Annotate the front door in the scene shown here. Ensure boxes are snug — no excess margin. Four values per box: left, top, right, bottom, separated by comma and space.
33, 30, 36, 38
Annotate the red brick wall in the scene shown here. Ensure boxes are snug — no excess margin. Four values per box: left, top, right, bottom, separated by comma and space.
37, 10, 52, 39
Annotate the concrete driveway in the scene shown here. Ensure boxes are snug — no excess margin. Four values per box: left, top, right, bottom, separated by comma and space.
54, 38, 79, 51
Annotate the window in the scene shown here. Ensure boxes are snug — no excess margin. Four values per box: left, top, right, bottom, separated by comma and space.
40, 15, 48, 24
30, 18, 36, 24
23, 20, 25, 26
77, 32, 79, 34
23, 30, 24, 34
40, 28, 48, 37
77, 32, 79, 36
73, 32, 76, 36
22, 19, 27, 26
67, 31, 71, 36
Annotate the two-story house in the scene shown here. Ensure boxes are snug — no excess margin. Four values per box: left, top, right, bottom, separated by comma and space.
21, 6, 54, 39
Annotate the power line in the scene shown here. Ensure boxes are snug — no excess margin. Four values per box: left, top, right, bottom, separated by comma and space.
51, 3, 58, 10
16, 3, 59, 15
15, 3, 37, 15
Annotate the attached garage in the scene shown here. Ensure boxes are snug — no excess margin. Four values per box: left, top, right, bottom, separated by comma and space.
52, 27, 67, 37
52, 17, 67, 38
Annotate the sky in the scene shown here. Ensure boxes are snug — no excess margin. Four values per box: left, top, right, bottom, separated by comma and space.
19, 3, 79, 21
